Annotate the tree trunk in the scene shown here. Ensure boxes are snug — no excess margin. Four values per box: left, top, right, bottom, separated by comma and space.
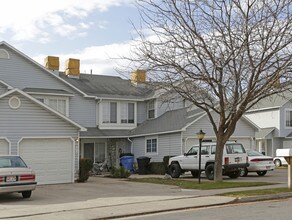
214, 138, 226, 182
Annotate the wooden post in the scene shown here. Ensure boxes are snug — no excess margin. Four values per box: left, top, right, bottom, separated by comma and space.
285, 157, 292, 190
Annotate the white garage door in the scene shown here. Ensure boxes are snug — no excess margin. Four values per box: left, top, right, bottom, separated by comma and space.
19, 138, 73, 185
0, 139, 9, 155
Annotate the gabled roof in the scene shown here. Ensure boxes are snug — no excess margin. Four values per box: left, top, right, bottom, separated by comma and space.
0, 88, 86, 131
248, 90, 292, 112
130, 107, 205, 137
80, 128, 131, 138
255, 127, 275, 139
0, 41, 90, 98
59, 73, 154, 100
23, 88, 74, 96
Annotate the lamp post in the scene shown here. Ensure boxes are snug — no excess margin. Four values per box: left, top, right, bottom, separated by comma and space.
196, 129, 205, 184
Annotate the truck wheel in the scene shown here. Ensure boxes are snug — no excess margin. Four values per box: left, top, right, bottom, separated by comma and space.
169, 163, 181, 178
274, 159, 281, 167
257, 171, 267, 176
228, 170, 240, 179
191, 170, 200, 178
205, 164, 214, 180
239, 168, 248, 177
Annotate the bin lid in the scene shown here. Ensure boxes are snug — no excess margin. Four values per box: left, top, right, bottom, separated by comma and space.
137, 156, 151, 159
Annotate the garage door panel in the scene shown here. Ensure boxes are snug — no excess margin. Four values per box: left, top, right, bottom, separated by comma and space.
19, 138, 73, 185
0, 139, 9, 155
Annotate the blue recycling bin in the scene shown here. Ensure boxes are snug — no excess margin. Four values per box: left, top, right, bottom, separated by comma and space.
120, 156, 134, 173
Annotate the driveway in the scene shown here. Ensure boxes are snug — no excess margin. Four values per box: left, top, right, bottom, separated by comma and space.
0, 168, 287, 205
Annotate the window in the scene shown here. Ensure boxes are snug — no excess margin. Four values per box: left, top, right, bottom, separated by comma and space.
103, 102, 117, 123
146, 138, 157, 153
285, 109, 292, 128
49, 98, 66, 115
33, 96, 69, 116
200, 146, 210, 155
121, 102, 135, 124
147, 100, 155, 119
187, 146, 198, 155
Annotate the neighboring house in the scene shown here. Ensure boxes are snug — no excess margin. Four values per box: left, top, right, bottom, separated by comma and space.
0, 41, 258, 185
245, 91, 292, 157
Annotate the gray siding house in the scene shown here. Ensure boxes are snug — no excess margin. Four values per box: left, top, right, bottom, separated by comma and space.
245, 91, 292, 157
0, 41, 258, 183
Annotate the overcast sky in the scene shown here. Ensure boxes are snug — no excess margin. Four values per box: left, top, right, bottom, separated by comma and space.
0, 0, 142, 76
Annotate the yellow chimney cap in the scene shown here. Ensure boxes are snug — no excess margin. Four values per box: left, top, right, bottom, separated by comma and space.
131, 69, 146, 84
44, 56, 59, 70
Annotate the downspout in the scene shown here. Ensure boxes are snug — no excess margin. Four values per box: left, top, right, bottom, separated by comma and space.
128, 137, 133, 154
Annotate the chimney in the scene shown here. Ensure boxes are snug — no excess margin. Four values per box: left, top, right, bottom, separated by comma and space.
65, 58, 80, 78
44, 56, 59, 74
131, 70, 146, 85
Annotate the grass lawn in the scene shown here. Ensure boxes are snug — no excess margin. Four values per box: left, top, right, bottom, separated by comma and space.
220, 187, 292, 197
128, 177, 276, 190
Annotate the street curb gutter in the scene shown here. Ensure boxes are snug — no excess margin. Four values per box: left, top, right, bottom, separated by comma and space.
233, 192, 292, 204
101, 193, 292, 220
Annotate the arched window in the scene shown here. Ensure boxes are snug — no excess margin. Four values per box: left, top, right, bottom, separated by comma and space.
0, 49, 10, 59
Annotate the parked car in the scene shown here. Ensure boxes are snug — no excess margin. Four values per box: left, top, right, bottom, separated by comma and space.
0, 155, 37, 198
168, 142, 249, 180
239, 150, 275, 177
273, 149, 290, 167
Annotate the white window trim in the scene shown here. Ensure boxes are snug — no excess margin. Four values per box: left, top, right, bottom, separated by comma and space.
285, 108, 292, 129
147, 99, 156, 119
145, 136, 158, 155
99, 100, 137, 129
33, 95, 69, 116
81, 141, 107, 163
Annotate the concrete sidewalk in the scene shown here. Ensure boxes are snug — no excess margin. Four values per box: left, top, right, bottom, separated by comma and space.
0, 173, 292, 220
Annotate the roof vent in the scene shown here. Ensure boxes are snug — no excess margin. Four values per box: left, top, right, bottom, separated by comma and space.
65, 58, 80, 77
44, 56, 59, 71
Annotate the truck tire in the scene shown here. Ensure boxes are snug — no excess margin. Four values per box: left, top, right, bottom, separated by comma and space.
228, 170, 240, 179
205, 164, 214, 180
169, 163, 181, 178
239, 168, 248, 177
191, 170, 200, 178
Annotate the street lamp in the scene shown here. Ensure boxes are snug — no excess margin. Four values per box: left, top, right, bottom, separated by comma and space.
196, 129, 206, 184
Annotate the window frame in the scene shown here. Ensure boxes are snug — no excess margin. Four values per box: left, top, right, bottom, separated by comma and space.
120, 102, 135, 124
285, 109, 292, 128
102, 101, 118, 124
147, 99, 155, 119
145, 136, 158, 155
33, 95, 69, 116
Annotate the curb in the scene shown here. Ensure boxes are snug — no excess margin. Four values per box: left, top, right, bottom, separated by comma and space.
233, 192, 292, 203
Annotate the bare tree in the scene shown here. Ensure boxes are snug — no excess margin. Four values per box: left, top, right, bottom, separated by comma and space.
128, 0, 292, 181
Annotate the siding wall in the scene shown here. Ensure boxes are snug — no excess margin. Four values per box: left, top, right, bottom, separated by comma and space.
280, 101, 292, 137
245, 109, 280, 130
157, 97, 184, 117
132, 132, 182, 162
0, 83, 7, 95
0, 92, 79, 168
137, 101, 147, 124
183, 114, 256, 152
0, 45, 96, 127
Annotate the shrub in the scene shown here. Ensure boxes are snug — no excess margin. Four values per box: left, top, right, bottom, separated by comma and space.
119, 152, 134, 157
78, 158, 93, 182
149, 162, 166, 174
111, 166, 131, 178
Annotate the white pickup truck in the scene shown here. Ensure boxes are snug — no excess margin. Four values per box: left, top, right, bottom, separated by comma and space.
168, 142, 249, 180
